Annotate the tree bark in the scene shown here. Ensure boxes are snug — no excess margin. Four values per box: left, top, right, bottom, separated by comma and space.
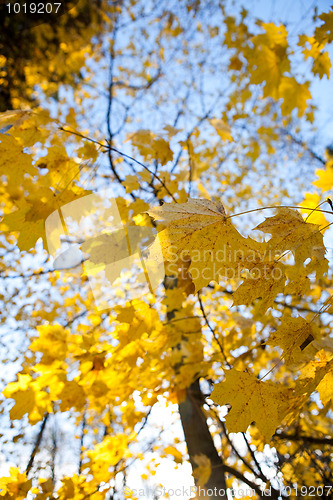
164, 275, 227, 499
178, 379, 227, 499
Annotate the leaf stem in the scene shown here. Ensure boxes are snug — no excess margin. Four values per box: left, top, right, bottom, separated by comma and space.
227, 205, 333, 220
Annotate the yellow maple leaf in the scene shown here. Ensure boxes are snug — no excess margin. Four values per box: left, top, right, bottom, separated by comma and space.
148, 198, 263, 292
248, 46, 284, 98
77, 141, 99, 162
6, 112, 49, 147
2, 375, 35, 421
36, 143, 80, 188
1, 181, 89, 251
30, 324, 69, 363
268, 316, 320, 366
298, 35, 331, 79
315, 9, 333, 45
300, 193, 329, 230
316, 369, 333, 405
312, 51, 331, 79
88, 434, 132, 481
254, 207, 327, 270
233, 261, 286, 313
209, 119, 233, 141
128, 129, 173, 165
163, 445, 183, 464
0, 109, 31, 130
0, 133, 37, 183
246, 23, 290, 98
313, 163, 333, 192
253, 22, 288, 48
122, 174, 141, 193
193, 454, 211, 487
58, 380, 86, 412
278, 77, 311, 117
0, 468, 32, 499
211, 369, 294, 439
57, 477, 75, 499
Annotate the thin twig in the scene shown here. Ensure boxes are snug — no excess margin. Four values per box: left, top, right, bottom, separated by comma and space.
78, 410, 87, 474
197, 291, 231, 368
26, 413, 49, 476
109, 146, 177, 202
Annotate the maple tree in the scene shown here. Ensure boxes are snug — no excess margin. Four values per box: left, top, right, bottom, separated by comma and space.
1, 1, 333, 499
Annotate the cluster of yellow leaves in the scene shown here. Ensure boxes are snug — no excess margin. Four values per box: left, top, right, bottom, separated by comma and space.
1, 3, 333, 492
223, 18, 316, 117
0, 293, 210, 496
211, 370, 294, 440
2, 323, 86, 423
148, 200, 328, 301
0, 468, 32, 499
0, 111, 91, 250
1, 0, 102, 110
2, 295, 205, 427
51, 474, 107, 500
148, 198, 332, 438
87, 433, 132, 482
128, 130, 173, 166
223, 7, 333, 125
212, 353, 333, 440
298, 35, 331, 79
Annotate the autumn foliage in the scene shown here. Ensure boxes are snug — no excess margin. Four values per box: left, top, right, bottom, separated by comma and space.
1, 1, 333, 499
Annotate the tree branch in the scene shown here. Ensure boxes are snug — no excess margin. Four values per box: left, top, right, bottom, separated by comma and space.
26, 413, 49, 476
274, 432, 333, 446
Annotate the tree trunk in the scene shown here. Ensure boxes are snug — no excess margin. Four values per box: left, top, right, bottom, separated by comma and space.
178, 380, 227, 499
164, 276, 227, 499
